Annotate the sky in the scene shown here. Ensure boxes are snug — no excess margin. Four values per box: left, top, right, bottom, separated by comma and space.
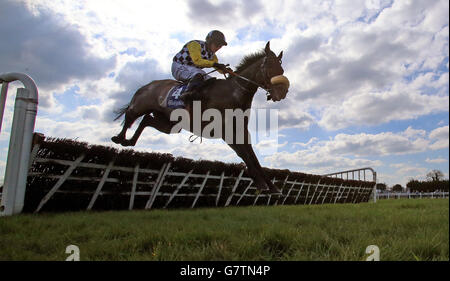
0, 0, 448, 188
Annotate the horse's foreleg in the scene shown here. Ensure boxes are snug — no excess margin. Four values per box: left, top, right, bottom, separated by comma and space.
228, 143, 280, 194
228, 143, 282, 194
243, 144, 281, 194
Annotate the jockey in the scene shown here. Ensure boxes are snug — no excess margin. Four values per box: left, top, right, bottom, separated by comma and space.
171, 30, 230, 102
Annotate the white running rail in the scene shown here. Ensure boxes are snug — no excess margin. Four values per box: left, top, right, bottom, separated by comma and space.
323, 167, 377, 202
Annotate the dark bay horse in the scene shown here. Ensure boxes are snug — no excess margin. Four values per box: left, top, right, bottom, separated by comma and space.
112, 41, 290, 194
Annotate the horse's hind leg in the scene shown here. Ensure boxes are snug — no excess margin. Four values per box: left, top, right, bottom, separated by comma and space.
122, 111, 178, 146
111, 110, 141, 145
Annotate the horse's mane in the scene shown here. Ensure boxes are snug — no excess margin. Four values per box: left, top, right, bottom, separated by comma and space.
234, 49, 266, 73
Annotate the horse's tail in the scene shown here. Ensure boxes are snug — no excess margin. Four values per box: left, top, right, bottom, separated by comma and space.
113, 103, 129, 123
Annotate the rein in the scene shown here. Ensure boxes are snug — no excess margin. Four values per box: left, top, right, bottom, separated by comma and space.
226, 70, 273, 101
227, 70, 271, 92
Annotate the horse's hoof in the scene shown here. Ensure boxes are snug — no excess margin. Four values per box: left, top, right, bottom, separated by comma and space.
122, 140, 136, 147
111, 136, 123, 145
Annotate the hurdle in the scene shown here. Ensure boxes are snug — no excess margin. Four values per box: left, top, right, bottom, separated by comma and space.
0, 72, 38, 216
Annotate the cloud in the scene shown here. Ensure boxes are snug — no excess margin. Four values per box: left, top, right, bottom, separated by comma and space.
264, 149, 382, 176
0, 1, 116, 92
115, 58, 167, 90
186, 0, 263, 26
278, 110, 315, 131
383, 163, 429, 184
426, 158, 448, 164
263, 124, 448, 178
283, 35, 323, 69
187, 0, 237, 25
278, 0, 449, 131
292, 137, 318, 148
391, 164, 428, 178
319, 126, 448, 157
429, 125, 449, 150
322, 132, 429, 157
107, 58, 168, 122
318, 82, 449, 130
402, 126, 427, 138
80, 106, 101, 120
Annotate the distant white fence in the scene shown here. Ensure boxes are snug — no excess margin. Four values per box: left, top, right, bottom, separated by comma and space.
375, 191, 449, 200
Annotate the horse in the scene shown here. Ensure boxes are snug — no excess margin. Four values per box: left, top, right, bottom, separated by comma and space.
111, 41, 290, 194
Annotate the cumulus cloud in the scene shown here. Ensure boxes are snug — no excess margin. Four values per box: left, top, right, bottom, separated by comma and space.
264, 125, 448, 178
106, 58, 167, 122
383, 163, 429, 185
426, 158, 448, 164
264, 149, 382, 176
280, 0, 449, 131
187, 0, 238, 25
278, 110, 315, 131
318, 82, 449, 130
0, 1, 116, 92
186, 0, 263, 26
321, 126, 447, 157
429, 125, 449, 150
322, 132, 428, 157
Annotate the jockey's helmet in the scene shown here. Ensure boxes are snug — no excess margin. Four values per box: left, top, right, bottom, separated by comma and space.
206, 30, 227, 47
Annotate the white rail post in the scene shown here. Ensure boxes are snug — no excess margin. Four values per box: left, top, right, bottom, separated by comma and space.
225, 169, 244, 207
35, 154, 85, 213
191, 171, 210, 208
164, 169, 193, 208
0, 73, 39, 216
215, 172, 225, 207
87, 159, 115, 210
129, 164, 140, 210
293, 181, 305, 204
373, 171, 377, 203
236, 179, 253, 206
146, 163, 171, 210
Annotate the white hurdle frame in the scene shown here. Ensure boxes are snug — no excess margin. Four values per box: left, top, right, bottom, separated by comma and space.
23, 150, 378, 212
1, 73, 39, 216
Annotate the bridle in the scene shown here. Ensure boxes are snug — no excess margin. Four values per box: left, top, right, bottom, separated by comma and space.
260, 56, 282, 90
228, 55, 282, 99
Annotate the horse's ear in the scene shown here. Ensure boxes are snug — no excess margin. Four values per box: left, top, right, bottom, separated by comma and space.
278, 51, 283, 60
265, 41, 271, 54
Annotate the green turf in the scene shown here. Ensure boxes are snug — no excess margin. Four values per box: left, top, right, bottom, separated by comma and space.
0, 199, 448, 261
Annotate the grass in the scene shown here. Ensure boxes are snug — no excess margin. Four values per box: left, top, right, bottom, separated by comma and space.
0, 199, 448, 261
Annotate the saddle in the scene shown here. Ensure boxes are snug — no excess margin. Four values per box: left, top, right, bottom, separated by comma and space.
160, 78, 217, 109
166, 83, 188, 109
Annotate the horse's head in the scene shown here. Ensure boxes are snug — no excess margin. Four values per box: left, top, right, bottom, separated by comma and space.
261, 41, 290, 102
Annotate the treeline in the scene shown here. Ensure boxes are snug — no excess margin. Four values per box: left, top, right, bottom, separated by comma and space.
406, 179, 449, 192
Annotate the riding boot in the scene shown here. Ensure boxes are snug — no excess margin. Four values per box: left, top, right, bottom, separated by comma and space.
180, 74, 204, 103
